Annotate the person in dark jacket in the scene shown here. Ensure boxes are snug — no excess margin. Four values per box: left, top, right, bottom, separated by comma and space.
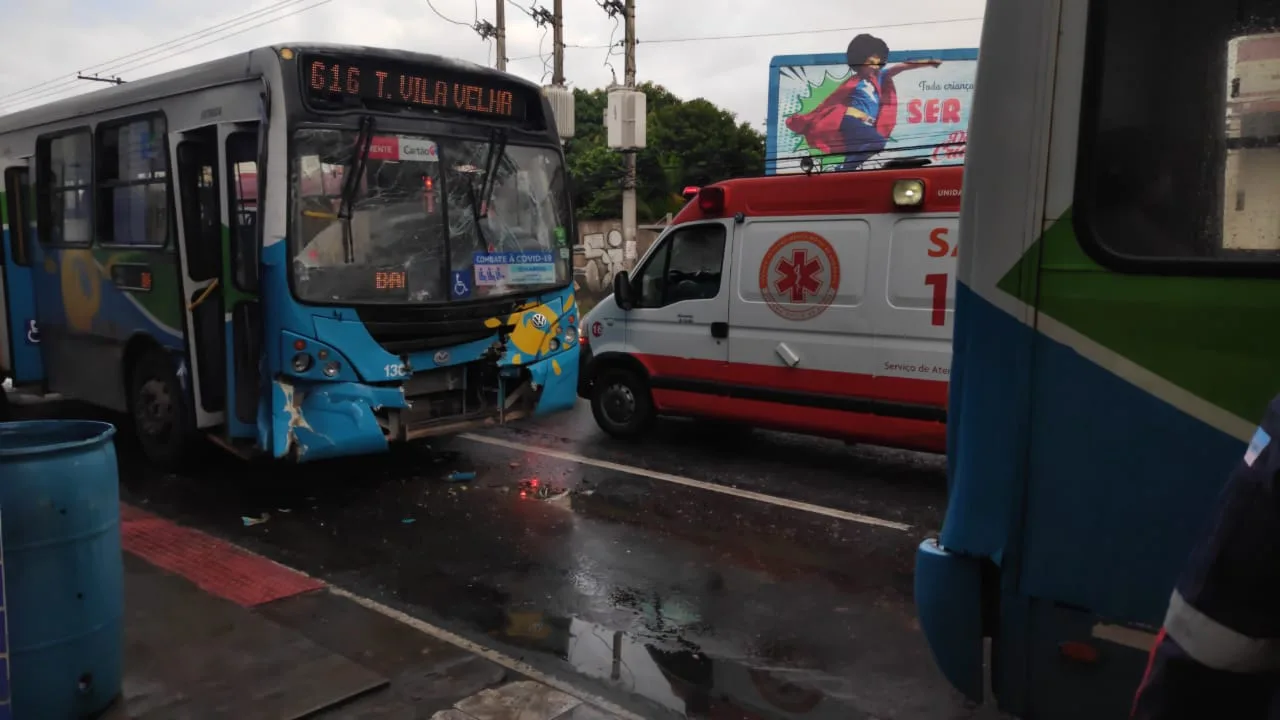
1131, 394, 1280, 718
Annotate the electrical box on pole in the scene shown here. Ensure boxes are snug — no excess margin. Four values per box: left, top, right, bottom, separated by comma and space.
605, 87, 646, 150
542, 85, 575, 141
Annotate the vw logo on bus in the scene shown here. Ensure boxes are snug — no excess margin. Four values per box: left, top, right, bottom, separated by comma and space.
530, 313, 549, 330
433, 350, 450, 365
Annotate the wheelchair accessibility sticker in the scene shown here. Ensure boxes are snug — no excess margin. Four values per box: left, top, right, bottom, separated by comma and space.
451, 270, 471, 300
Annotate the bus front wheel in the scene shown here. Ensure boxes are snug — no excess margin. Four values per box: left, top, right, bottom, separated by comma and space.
129, 349, 195, 470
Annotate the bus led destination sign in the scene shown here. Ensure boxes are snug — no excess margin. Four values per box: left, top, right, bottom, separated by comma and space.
304, 56, 527, 121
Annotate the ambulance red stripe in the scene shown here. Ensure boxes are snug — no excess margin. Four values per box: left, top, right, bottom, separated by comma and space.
633, 354, 948, 454
634, 354, 947, 408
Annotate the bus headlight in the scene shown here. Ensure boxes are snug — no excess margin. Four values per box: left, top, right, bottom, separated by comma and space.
548, 338, 562, 352
292, 352, 314, 372
323, 360, 341, 378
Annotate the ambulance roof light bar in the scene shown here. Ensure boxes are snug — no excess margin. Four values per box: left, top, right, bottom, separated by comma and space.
697, 186, 726, 216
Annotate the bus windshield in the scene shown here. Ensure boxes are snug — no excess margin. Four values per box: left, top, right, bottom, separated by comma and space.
291, 126, 571, 304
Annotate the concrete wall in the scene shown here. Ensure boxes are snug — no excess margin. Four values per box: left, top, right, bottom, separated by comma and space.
572, 219, 665, 311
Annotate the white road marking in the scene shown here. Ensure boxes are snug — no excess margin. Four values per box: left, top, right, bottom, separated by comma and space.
458, 433, 913, 532
327, 586, 644, 720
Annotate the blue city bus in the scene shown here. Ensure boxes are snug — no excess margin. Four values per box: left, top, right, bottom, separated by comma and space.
914, 1, 1280, 718
0, 44, 581, 467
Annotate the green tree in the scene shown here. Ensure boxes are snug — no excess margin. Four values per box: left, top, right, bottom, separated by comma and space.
564, 84, 764, 222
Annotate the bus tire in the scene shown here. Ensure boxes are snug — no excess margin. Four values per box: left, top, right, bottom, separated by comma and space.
129, 349, 195, 471
590, 367, 654, 439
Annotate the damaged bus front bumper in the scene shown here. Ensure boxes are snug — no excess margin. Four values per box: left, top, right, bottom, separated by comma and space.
270, 348, 579, 463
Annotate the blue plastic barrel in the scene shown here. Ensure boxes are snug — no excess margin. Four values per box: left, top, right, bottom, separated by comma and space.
0, 421, 123, 719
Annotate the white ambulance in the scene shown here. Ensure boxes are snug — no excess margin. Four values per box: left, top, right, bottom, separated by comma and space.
576, 164, 962, 454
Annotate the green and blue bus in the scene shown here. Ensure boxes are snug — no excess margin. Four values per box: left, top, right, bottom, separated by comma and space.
915, 1, 1280, 717
0, 44, 581, 467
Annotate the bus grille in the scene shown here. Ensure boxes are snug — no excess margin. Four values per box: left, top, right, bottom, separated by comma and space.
354, 298, 520, 355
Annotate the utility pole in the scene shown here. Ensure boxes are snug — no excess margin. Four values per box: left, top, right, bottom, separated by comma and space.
552, 0, 565, 86
495, 0, 507, 71
621, 0, 637, 264
533, 2, 573, 141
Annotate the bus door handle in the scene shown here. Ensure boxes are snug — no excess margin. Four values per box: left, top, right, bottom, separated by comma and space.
711, 322, 729, 339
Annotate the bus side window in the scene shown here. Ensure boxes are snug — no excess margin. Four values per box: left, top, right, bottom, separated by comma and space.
37, 130, 93, 246
225, 132, 259, 292
1077, 2, 1280, 266
96, 116, 168, 247
3, 167, 32, 266
175, 141, 221, 281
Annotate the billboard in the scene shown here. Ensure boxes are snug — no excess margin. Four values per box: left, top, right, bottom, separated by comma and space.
766, 45, 978, 175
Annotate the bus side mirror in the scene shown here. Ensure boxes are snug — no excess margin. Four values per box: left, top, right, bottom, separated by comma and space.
613, 270, 634, 310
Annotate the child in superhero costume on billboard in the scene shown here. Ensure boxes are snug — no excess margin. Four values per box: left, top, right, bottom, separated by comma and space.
786, 34, 941, 171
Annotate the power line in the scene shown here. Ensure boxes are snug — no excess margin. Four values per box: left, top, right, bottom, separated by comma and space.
426, 0, 472, 26
0, 0, 321, 108
640, 17, 982, 45
0, 0, 334, 112
505, 0, 537, 20
509, 43, 605, 62
507, 16, 982, 61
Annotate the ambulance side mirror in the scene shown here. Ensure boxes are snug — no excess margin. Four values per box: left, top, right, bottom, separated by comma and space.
613, 270, 635, 311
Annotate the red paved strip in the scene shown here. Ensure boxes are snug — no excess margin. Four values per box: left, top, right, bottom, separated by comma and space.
121, 503, 325, 607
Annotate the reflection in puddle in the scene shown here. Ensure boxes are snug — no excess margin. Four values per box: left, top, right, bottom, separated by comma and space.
495, 608, 855, 719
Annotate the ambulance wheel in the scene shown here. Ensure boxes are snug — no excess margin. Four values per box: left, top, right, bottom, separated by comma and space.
591, 367, 654, 439
129, 349, 196, 471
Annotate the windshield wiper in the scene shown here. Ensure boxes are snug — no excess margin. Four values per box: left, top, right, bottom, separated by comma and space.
467, 128, 508, 252
338, 115, 376, 263
479, 128, 507, 209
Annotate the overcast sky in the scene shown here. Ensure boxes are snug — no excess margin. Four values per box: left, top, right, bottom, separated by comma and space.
0, 0, 985, 129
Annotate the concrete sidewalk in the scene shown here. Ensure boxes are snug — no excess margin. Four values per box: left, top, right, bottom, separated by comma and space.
109, 505, 627, 720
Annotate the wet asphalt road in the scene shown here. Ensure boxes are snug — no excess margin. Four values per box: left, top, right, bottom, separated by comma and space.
22, 397, 998, 719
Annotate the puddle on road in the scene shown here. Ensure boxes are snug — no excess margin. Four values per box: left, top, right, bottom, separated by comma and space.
449, 480, 869, 719
493, 607, 858, 720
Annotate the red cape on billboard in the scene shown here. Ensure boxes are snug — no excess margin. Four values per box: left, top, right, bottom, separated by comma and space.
782, 74, 900, 155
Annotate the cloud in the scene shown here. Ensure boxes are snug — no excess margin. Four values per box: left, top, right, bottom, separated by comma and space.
0, 0, 984, 132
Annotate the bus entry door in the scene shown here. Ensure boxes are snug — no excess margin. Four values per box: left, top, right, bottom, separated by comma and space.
172, 123, 263, 442
219, 123, 264, 441
1, 163, 43, 386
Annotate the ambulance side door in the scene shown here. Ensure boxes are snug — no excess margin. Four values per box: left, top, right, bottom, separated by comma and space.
624, 219, 731, 378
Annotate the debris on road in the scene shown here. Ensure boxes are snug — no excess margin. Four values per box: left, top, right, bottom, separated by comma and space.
241, 513, 269, 527
517, 478, 570, 502
445, 471, 477, 483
